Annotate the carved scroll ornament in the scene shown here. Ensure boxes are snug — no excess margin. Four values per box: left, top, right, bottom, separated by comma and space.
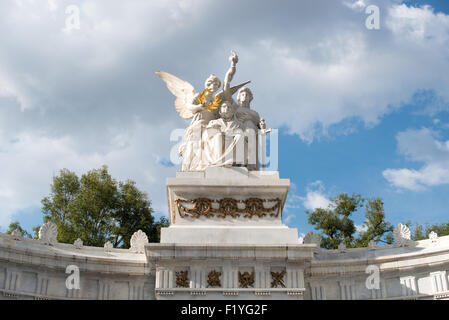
175, 197, 282, 219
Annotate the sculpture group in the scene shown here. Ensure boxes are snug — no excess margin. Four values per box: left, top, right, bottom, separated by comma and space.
156, 51, 268, 171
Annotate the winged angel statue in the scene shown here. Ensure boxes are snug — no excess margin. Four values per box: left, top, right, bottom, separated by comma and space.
156, 51, 263, 171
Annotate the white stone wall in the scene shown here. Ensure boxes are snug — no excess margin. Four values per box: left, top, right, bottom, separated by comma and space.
305, 235, 449, 300
0, 233, 154, 300
1, 232, 449, 300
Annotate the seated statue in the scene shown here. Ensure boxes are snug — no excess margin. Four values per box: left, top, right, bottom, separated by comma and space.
204, 101, 245, 167
156, 50, 266, 171
235, 87, 260, 131
235, 87, 261, 170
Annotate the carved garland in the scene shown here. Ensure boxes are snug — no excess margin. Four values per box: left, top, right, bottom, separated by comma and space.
176, 197, 282, 219
238, 272, 255, 288
176, 271, 189, 288
207, 270, 222, 288
270, 271, 286, 288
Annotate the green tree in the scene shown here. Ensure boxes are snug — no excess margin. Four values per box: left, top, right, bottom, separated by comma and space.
112, 180, 158, 247
6, 221, 33, 238
355, 198, 394, 247
41, 168, 80, 243
307, 193, 362, 249
41, 165, 167, 248
154, 216, 169, 241
307, 193, 393, 249
405, 221, 449, 241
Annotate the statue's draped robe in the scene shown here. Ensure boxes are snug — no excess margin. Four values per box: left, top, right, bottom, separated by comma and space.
235, 106, 261, 170
179, 96, 218, 171
203, 117, 245, 168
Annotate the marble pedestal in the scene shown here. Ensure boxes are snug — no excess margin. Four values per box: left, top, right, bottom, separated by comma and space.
146, 167, 312, 300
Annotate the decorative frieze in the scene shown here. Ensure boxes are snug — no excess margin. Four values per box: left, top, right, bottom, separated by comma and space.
38, 222, 58, 246
74, 238, 83, 249
303, 231, 320, 247
238, 271, 255, 288
270, 271, 286, 288
11, 229, 22, 241
130, 230, 149, 254
393, 223, 412, 247
104, 241, 113, 253
175, 197, 282, 219
429, 231, 438, 243
207, 270, 222, 288
176, 271, 189, 288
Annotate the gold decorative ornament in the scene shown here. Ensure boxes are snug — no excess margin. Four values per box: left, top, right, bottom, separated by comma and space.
207, 270, 222, 287
176, 271, 189, 288
270, 271, 286, 288
244, 198, 266, 218
175, 197, 282, 219
238, 271, 255, 288
196, 88, 210, 105
206, 95, 222, 112
217, 198, 239, 218
196, 89, 222, 113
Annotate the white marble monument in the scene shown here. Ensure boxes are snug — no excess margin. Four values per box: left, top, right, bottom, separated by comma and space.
148, 51, 311, 300
1, 51, 449, 301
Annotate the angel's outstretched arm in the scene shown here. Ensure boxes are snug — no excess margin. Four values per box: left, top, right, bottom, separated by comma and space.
223, 51, 238, 98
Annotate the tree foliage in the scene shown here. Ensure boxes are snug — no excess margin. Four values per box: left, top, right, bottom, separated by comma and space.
40, 166, 167, 248
355, 198, 394, 247
405, 221, 449, 241
6, 221, 33, 238
307, 193, 393, 249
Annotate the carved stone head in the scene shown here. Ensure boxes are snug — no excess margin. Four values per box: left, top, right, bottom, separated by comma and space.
219, 101, 235, 121
205, 74, 221, 93
237, 87, 253, 107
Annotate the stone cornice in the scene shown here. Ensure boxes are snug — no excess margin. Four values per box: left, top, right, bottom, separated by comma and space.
0, 233, 150, 275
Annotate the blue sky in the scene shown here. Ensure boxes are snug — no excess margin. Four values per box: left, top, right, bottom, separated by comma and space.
0, 0, 449, 241
281, 90, 449, 237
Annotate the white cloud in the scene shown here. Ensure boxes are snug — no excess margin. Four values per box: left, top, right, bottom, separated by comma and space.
303, 191, 331, 211
383, 128, 449, 191
387, 4, 449, 44
344, 0, 367, 11
282, 181, 331, 228
1, 0, 449, 227
301, 181, 331, 211
0, 120, 178, 227
231, 2, 449, 142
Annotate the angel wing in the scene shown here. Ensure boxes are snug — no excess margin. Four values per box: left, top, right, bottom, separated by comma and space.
155, 71, 197, 119
215, 80, 251, 101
